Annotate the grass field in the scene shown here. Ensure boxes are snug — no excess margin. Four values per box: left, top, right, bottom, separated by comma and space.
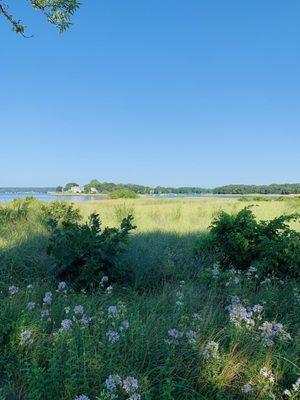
0, 198, 299, 399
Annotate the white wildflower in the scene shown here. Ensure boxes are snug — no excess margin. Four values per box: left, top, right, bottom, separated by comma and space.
246, 266, 257, 277
261, 277, 271, 285
122, 376, 139, 394
168, 328, 184, 339
258, 321, 292, 347
128, 395, 141, 400
105, 374, 122, 391
26, 302, 36, 311
283, 377, 300, 397
226, 299, 255, 328
293, 288, 300, 306
203, 341, 219, 359
211, 263, 220, 278
283, 389, 292, 397
43, 291, 52, 305
74, 305, 84, 315
41, 308, 51, 321
8, 285, 18, 295
292, 377, 300, 392
186, 330, 197, 345
106, 285, 113, 294
242, 382, 253, 393
56, 281, 67, 292
119, 320, 129, 331
20, 329, 33, 345
252, 304, 264, 314
260, 367, 275, 383
108, 305, 118, 317
59, 319, 73, 332
80, 316, 92, 325
100, 276, 109, 286
106, 329, 120, 343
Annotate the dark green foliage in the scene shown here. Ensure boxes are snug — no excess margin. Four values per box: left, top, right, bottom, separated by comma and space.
209, 208, 259, 270
213, 183, 300, 195
203, 207, 300, 278
47, 212, 136, 289
257, 215, 300, 278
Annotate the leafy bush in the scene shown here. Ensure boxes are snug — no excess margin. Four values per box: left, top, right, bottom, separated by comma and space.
110, 189, 139, 199
252, 196, 270, 202
42, 202, 81, 228
47, 212, 136, 289
196, 207, 300, 278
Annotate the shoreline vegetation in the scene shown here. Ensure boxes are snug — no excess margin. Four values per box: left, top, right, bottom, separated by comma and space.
1, 182, 300, 197
56, 181, 300, 196
49, 192, 300, 198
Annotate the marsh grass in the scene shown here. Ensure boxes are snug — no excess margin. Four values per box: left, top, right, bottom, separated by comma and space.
78, 197, 300, 232
0, 198, 299, 399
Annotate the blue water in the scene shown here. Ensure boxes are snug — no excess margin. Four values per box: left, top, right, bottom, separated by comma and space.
0, 192, 248, 203
0, 193, 104, 203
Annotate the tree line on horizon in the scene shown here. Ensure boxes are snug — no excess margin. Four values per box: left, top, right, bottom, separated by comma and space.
56, 180, 300, 195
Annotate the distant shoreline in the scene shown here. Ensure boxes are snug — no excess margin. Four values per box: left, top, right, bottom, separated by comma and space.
48, 192, 299, 198
48, 192, 109, 198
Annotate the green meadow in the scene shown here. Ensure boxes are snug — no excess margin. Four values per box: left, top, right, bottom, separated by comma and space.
0, 198, 299, 399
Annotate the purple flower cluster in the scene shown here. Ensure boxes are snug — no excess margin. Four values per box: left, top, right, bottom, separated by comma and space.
105, 374, 141, 400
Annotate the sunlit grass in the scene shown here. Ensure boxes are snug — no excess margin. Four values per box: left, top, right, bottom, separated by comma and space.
76, 197, 300, 232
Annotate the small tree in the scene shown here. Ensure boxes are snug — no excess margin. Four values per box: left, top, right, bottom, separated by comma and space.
55, 186, 63, 193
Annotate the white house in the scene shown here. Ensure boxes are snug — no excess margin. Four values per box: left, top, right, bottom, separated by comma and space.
70, 186, 83, 193
90, 187, 98, 193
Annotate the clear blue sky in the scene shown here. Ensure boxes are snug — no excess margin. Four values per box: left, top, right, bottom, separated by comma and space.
1, 0, 299, 188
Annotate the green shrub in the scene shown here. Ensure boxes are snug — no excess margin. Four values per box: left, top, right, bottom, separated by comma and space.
47, 212, 136, 289
110, 189, 139, 199
257, 214, 300, 277
196, 207, 300, 278
42, 202, 81, 228
252, 196, 270, 202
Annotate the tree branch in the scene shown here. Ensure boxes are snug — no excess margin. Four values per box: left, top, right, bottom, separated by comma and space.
0, 2, 33, 37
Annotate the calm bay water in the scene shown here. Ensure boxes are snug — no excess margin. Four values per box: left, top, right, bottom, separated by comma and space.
0, 193, 103, 203
0, 192, 250, 203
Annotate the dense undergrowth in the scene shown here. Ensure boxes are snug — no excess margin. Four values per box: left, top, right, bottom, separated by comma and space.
0, 198, 299, 400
